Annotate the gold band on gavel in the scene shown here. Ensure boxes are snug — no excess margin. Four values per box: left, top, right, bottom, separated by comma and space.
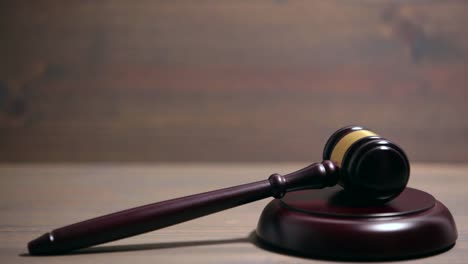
330, 130, 377, 166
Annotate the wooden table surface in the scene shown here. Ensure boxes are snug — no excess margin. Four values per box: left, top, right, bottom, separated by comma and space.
1, 163, 467, 263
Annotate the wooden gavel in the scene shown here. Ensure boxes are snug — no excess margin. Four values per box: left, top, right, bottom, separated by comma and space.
28, 126, 410, 255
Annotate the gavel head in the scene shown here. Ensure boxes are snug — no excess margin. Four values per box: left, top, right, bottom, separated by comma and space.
323, 126, 410, 202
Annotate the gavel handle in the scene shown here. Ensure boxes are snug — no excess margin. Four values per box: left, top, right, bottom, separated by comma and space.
28, 161, 338, 255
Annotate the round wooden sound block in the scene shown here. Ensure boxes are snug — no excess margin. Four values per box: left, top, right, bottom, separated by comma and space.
256, 187, 457, 260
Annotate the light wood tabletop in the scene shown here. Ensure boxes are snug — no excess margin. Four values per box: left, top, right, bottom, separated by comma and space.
1, 163, 467, 263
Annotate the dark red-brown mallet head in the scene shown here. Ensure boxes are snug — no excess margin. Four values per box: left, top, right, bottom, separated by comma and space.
323, 126, 410, 203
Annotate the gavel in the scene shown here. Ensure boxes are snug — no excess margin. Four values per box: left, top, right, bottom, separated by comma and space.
28, 126, 410, 255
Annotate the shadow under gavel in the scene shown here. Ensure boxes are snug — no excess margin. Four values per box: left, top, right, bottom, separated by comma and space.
28, 126, 410, 255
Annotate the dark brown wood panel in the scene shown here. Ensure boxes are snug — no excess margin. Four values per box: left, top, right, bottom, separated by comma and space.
1, 0, 467, 162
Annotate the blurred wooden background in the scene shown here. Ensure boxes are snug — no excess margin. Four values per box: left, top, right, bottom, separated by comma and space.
0, 0, 467, 163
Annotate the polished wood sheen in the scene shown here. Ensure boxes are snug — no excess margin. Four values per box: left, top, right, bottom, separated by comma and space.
27, 161, 339, 255
0, 163, 467, 263
25, 125, 410, 255
324, 126, 410, 202
256, 187, 457, 260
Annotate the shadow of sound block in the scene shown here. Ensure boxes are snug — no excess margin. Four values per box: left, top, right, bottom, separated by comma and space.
256, 186, 457, 260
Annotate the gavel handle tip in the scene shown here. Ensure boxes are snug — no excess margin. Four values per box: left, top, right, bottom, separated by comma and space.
28, 232, 56, 255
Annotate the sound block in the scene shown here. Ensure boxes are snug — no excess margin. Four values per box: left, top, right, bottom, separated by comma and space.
256, 187, 457, 260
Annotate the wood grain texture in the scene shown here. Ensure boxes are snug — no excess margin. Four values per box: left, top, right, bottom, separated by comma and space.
0, 163, 467, 263
0, 1, 467, 162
